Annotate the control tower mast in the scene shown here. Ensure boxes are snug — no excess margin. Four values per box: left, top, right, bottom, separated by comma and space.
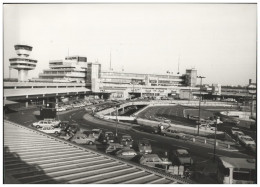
9, 44, 38, 81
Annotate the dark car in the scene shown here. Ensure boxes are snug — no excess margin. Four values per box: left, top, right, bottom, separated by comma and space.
169, 149, 193, 168
67, 123, 80, 134
120, 134, 133, 147
99, 131, 115, 144
58, 121, 70, 130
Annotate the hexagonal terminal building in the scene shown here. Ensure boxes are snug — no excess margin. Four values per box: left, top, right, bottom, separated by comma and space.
9, 44, 37, 81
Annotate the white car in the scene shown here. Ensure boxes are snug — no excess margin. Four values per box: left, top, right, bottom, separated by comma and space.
38, 127, 61, 134
91, 129, 102, 140
56, 107, 66, 112
32, 120, 55, 128
238, 135, 255, 146
43, 119, 61, 126
115, 149, 137, 160
231, 127, 245, 138
199, 124, 216, 131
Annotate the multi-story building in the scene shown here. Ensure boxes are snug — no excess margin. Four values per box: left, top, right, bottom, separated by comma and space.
34, 55, 88, 83
31, 53, 199, 100
87, 62, 198, 100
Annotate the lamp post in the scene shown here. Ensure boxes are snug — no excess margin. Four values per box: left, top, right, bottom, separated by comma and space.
115, 105, 120, 137
197, 76, 205, 135
213, 117, 219, 161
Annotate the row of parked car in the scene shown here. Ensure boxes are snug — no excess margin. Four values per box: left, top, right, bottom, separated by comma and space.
32, 118, 194, 176
231, 127, 256, 153
56, 100, 98, 112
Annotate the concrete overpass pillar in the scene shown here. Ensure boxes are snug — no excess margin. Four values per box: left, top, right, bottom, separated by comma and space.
25, 101, 28, 108
43, 99, 45, 105
55, 97, 59, 104
229, 168, 234, 184
76, 96, 79, 100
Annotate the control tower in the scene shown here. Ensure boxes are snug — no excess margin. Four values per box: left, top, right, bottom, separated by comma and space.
9, 44, 38, 81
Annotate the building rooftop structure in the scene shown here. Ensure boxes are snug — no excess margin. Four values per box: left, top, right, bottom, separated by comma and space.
35, 55, 88, 83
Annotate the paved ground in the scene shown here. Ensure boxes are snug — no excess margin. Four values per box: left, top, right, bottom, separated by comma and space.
136, 104, 256, 143
4, 107, 255, 184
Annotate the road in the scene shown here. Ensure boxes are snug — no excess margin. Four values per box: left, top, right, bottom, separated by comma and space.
5, 108, 255, 168
136, 105, 256, 141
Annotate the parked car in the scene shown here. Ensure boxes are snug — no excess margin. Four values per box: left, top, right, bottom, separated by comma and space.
169, 149, 193, 168
56, 107, 66, 112
105, 143, 124, 154
238, 135, 255, 147
231, 127, 245, 138
32, 120, 55, 128
38, 127, 62, 134
138, 139, 152, 154
91, 129, 102, 140
99, 131, 115, 144
120, 134, 133, 147
70, 134, 95, 145
43, 119, 61, 126
64, 105, 73, 110
139, 154, 172, 168
161, 129, 186, 139
67, 123, 80, 134
199, 124, 216, 131
58, 121, 70, 130
115, 148, 137, 160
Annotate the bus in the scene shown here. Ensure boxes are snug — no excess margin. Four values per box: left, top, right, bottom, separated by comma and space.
217, 157, 256, 184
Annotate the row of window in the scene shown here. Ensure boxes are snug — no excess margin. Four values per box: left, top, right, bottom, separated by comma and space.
10, 63, 36, 67
14, 45, 32, 51
9, 58, 37, 63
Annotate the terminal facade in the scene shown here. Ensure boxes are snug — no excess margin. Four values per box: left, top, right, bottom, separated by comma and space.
4, 45, 255, 108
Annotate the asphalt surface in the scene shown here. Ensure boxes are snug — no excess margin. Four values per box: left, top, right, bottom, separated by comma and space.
5, 108, 254, 161
137, 105, 257, 141
4, 106, 255, 184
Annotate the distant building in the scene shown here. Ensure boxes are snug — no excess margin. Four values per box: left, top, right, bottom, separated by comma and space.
185, 68, 197, 87
35, 55, 88, 83
212, 84, 221, 95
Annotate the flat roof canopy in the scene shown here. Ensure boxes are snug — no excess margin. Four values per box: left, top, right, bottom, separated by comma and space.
4, 100, 19, 106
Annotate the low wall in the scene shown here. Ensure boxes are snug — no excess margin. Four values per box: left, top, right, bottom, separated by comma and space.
96, 100, 235, 117
136, 118, 224, 136
220, 111, 255, 120
103, 115, 136, 121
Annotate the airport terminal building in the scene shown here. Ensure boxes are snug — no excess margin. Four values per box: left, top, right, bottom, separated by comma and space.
4, 45, 255, 108
4, 45, 200, 107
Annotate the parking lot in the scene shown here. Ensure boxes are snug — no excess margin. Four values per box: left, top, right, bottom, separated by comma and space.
4, 100, 256, 184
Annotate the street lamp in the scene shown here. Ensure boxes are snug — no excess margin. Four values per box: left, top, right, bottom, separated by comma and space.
115, 104, 120, 137
197, 76, 205, 135
213, 116, 220, 161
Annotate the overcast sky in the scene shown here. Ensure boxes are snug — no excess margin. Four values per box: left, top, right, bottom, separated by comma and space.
4, 3, 256, 86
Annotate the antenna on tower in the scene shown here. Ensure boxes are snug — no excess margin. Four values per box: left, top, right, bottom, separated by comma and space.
109, 50, 112, 71
177, 55, 180, 74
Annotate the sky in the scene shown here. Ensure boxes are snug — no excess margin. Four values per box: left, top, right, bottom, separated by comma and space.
3, 3, 257, 86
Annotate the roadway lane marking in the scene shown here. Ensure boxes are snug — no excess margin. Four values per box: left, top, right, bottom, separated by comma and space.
175, 145, 189, 150
23, 120, 32, 123
143, 138, 158, 142
208, 153, 225, 157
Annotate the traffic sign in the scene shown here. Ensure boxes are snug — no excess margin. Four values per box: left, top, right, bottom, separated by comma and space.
248, 84, 256, 94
